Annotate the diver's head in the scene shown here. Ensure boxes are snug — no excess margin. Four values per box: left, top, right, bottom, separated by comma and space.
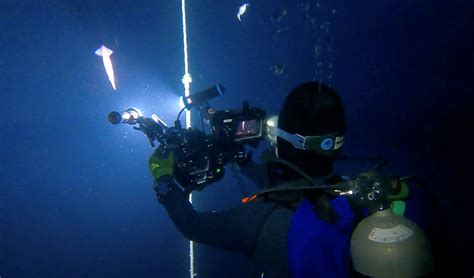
276, 81, 345, 178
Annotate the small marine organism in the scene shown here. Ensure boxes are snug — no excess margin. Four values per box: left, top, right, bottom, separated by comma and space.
95, 45, 116, 90
237, 4, 249, 22
270, 64, 286, 76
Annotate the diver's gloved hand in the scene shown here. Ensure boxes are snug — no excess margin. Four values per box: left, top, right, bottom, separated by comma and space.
148, 149, 185, 200
148, 148, 174, 180
153, 174, 184, 201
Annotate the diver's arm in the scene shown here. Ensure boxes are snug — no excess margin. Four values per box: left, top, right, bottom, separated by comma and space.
155, 176, 277, 255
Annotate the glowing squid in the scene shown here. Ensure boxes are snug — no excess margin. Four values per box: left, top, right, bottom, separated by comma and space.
95, 45, 116, 90
237, 4, 249, 22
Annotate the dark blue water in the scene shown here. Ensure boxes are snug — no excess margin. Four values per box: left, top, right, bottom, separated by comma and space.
1, 0, 472, 277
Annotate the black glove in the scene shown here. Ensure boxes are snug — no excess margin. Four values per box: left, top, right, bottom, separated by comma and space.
153, 175, 186, 202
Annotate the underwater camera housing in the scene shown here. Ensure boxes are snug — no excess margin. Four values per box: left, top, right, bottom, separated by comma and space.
181, 84, 266, 145
108, 84, 268, 191
203, 101, 266, 146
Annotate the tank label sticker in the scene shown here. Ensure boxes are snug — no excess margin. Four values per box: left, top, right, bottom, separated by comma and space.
368, 224, 413, 243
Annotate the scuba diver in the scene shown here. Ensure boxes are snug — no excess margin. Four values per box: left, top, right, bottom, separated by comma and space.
148, 82, 437, 277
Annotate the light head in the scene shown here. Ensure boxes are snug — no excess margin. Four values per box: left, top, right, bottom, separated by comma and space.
108, 108, 143, 125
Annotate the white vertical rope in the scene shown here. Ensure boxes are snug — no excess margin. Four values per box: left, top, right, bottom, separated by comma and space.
180, 0, 195, 277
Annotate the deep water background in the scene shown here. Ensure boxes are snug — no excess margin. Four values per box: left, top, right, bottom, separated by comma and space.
1, 0, 472, 277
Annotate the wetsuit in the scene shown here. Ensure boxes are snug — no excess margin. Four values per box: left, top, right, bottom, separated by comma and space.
156, 175, 299, 278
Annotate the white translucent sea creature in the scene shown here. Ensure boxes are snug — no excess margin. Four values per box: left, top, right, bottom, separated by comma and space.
95, 45, 116, 90
237, 4, 249, 21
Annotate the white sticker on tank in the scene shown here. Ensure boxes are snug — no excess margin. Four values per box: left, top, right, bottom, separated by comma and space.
368, 224, 413, 243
